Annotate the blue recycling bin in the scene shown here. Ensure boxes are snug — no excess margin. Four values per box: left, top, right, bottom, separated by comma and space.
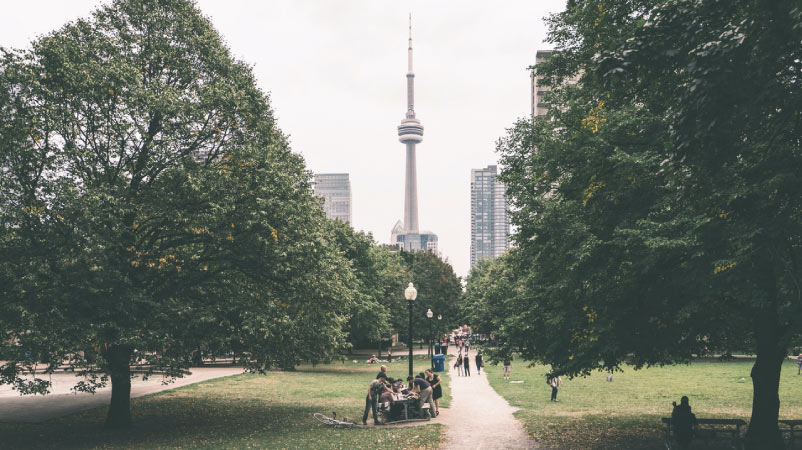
432, 354, 445, 372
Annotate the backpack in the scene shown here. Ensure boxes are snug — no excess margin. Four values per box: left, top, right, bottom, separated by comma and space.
546, 375, 552, 385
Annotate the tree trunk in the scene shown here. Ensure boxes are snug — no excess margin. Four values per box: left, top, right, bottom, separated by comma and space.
105, 345, 133, 429
745, 310, 786, 450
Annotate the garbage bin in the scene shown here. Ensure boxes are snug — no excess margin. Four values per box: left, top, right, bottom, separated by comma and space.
434, 342, 441, 355
432, 354, 445, 372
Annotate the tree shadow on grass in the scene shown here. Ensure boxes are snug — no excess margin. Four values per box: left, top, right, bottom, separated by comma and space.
0, 397, 357, 450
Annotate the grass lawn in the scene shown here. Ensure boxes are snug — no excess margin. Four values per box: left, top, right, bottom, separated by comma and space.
484, 358, 802, 450
0, 357, 448, 450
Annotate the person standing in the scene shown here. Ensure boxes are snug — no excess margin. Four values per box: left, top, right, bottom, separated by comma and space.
503, 357, 512, 380
407, 375, 435, 417
363, 379, 384, 425
455, 352, 463, 376
475, 351, 483, 374
376, 364, 388, 380
548, 373, 562, 402
463, 351, 471, 376
797, 352, 802, 375
425, 369, 442, 416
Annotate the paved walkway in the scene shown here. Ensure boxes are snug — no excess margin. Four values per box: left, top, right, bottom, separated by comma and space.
0, 366, 243, 423
441, 347, 536, 449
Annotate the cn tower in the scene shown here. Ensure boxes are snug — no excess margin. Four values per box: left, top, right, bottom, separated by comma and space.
391, 15, 438, 252
398, 14, 423, 234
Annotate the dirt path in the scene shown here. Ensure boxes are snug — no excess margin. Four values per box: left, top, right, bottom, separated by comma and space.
441, 347, 536, 449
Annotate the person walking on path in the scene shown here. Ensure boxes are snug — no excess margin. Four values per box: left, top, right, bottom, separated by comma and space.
426, 369, 442, 416
548, 373, 562, 402
503, 357, 511, 380
463, 352, 471, 376
455, 353, 463, 376
475, 351, 483, 374
797, 352, 802, 375
363, 379, 384, 425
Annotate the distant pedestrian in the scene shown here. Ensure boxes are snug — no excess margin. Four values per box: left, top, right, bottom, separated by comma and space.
454, 353, 463, 376
547, 373, 562, 402
463, 352, 471, 376
475, 351, 483, 374
797, 353, 802, 375
503, 357, 511, 380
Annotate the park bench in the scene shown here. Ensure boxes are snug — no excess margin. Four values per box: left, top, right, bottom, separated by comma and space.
780, 420, 802, 448
662, 417, 745, 450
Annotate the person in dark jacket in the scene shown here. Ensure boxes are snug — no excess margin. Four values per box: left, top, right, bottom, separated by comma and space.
671, 396, 697, 449
475, 351, 483, 374
463, 352, 471, 376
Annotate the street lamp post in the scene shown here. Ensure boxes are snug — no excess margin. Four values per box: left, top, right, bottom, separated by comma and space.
437, 314, 443, 353
405, 282, 417, 378
426, 308, 433, 362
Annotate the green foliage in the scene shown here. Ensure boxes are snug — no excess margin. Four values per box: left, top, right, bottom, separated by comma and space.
477, 0, 801, 445
400, 250, 463, 343
0, 0, 353, 424
326, 219, 410, 347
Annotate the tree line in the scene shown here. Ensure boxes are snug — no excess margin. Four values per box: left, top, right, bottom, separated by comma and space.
466, 1, 801, 449
0, 0, 462, 428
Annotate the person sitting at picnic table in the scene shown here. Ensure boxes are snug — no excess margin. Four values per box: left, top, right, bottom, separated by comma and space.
407, 375, 435, 418
671, 396, 697, 449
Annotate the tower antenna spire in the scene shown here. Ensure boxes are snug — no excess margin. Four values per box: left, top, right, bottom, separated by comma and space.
407, 13, 413, 73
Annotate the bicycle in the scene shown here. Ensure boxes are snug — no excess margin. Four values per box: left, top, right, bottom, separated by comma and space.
313, 412, 365, 428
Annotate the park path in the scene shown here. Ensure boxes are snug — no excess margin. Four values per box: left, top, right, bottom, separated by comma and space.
440, 346, 536, 449
0, 366, 242, 423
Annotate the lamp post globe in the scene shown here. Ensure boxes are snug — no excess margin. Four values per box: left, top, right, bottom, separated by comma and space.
405, 283, 416, 377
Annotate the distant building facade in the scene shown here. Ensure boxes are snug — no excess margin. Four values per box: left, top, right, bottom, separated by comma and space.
470, 165, 510, 267
313, 173, 351, 223
530, 49, 581, 118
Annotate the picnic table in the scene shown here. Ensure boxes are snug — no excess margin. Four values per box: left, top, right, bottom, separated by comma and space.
662, 417, 746, 450
379, 393, 430, 424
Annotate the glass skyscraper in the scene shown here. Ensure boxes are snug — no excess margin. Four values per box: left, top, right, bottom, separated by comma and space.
313, 173, 351, 223
470, 165, 510, 267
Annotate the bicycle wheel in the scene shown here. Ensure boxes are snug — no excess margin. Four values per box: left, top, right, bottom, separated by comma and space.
313, 413, 336, 425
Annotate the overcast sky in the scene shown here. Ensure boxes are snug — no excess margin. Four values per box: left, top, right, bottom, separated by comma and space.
1, 0, 567, 277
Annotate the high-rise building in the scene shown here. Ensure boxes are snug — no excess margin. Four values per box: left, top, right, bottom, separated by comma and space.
390, 15, 438, 252
313, 173, 351, 223
470, 165, 510, 267
530, 49, 580, 118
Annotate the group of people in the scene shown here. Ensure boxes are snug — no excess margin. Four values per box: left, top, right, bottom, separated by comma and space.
362, 365, 443, 425
453, 350, 483, 376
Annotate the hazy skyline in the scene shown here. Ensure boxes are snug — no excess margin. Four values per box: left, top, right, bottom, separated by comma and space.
0, 0, 567, 277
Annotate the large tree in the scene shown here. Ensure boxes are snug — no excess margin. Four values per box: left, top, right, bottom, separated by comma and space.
0, 0, 352, 428
490, 0, 801, 447
400, 250, 463, 345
